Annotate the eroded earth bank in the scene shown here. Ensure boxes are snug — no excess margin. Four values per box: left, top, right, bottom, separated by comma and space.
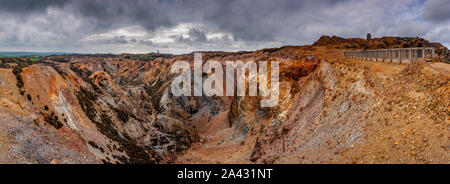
0, 37, 448, 164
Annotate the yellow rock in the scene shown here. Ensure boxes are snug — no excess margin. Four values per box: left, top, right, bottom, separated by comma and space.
50, 159, 59, 164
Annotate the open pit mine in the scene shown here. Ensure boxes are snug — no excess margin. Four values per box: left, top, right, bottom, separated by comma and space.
0, 36, 448, 164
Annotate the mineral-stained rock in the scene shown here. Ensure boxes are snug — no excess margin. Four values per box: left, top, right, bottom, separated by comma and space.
0, 38, 448, 164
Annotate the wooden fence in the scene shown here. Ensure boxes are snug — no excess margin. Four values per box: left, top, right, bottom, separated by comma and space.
344, 47, 435, 63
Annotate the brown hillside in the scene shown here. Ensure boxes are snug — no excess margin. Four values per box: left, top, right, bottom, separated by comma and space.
314, 35, 449, 63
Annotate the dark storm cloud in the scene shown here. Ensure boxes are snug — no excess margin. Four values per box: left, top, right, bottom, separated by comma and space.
0, 0, 69, 13
0, 0, 448, 53
423, 0, 450, 22
216, 0, 348, 41
0, 0, 349, 42
0, 0, 173, 33
173, 28, 208, 43
70, 0, 173, 31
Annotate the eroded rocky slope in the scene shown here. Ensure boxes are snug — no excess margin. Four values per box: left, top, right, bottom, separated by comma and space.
176, 47, 449, 164
0, 38, 448, 164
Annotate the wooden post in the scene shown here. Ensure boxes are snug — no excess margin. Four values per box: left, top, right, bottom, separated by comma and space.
390, 50, 393, 63
376, 50, 378, 62
431, 48, 435, 59
372, 51, 374, 61
409, 49, 412, 62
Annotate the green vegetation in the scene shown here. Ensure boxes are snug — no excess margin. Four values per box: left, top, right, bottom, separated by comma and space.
122, 53, 174, 61
12, 67, 24, 89
44, 112, 64, 129
26, 94, 32, 101
75, 86, 160, 163
88, 141, 105, 153
0, 55, 42, 62
70, 64, 93, 80
144, 79, 165, 113
113, 108, 130, 123
0, 52, 70, 57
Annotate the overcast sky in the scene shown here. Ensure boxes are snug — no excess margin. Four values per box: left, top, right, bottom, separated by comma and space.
0, 0, 448, 54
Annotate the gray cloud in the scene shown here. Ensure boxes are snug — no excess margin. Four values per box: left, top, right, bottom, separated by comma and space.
0, 0, 69, 14
109, 36, 128, 44
423, 0, 450, 22
139, 40, 153, 46
0, 0, 448, 53
173, 28, 208, 43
